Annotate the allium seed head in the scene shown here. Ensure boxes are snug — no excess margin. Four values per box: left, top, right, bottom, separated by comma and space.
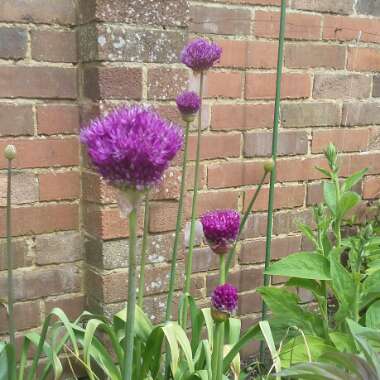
176, 91, 201, 120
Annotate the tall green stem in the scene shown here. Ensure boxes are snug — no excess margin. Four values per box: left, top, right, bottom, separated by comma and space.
182, 71, 204, 328
123, 207, 137, 380
260, 0, 287, 361
6, 158, 15, 346
166, 120, 191, 321
225, 171, 268, 277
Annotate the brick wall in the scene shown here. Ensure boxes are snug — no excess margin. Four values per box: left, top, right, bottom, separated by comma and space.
1, 0, 380, 357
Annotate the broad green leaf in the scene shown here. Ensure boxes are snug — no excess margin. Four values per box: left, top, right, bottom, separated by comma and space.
225, 318, 241, 345
342, 168, 367, 192
323, 181, 337, 215
337, 191, 361, 220
366, 300, 380, 329
266, 252, 331, 280
286, 278, 324, 298
0, 344, 16, 380
329, 332, 356, 353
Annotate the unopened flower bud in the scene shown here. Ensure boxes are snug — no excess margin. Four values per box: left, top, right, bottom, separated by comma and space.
263, 159, 275, 173
4, 145, 16, 160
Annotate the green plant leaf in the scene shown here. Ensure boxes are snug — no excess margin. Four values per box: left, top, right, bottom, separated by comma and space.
266, 252, 331, 280
298, 224, 317, 247
260, 321, 281, 375
286, 278, 324, 298
337, 191, 361, 220
366, 300, 380, 329
342, 168, 367, 192
315, 166, 331, 178
323, 181, 337, 215
329, 332, 356, 353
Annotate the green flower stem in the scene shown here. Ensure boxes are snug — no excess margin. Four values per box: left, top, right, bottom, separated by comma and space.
334, 175, 342, 247
6, 158, 15, 346
260, 0, 287, 362
225, 171, 268, 278
166, 120, 191, 321
182, 71, 205, 328
122, 207, 138, 380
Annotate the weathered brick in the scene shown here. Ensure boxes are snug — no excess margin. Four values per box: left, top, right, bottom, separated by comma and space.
255, 11, 322, 40
312, 129, 369, 153
273, 209, 314, 235
149, 202, 178, 233
211, 103, 274, 130
323, 16, 380, 44
0, 66, 77, 99
245, 73, 311, 100
342, 102, 380, 126
363, 176, 380, 199
240, 235, 302, 264
209, 0, 281, 4
356, 0, 380, 16
84, 67, 142, 100
340, 153, 380, 177
0, 138, 79, 169
373, 76, 380, 97
0, 172, 38, 206
45, 295, 85, 320
39, 171, 80, 201
292, 0, 354, 14
192, 246, 219, 273
285, 44, 346, 69
238, 292, 262, 315
190, 5, 251, 35
241, 213, 268, 239
31, 30, 77, 63
215, 39, 247, 68
37, 104, 79, 135
92, 25, 186, 63
281, 102, 341, 128
0, 239, 32, 270
147, 68, 187, 100
244, 130, 308, 157
244, 184, 305, 212
206, 71, 243, 98
35, 231, 81, 265
0, 27, 27, 59
247, 41, 278, 69
0, 301, 40, 333
347, 47, 380, 71
0, 104, 34, 137
314, 74, 371, 100
0, 204, 78, 237
0, 0, 76, 25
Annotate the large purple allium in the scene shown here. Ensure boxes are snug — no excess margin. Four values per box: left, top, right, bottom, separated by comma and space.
180, 38, 222, 72
201, 210, 240, 254
212, 283, 238, 314
81, 105, 183, 190
176, 91, 201, 116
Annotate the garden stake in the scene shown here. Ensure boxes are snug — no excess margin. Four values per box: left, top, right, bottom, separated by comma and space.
4, 145, 16, 347
260, 0, 287, 362
182, 71, 205, 328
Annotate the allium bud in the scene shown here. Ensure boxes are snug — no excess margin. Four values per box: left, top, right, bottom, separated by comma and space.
263, 159, 275, 173
211, 283, 238, 321
4, 145, 16, 160
325, 143, 338, 172
176, 91, 201, 123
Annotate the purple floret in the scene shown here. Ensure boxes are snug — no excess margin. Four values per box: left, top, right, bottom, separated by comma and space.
176, 91, 201, 115
201, 210, 240, 253
212, 283, 238, 314
181, 38, 222, 72
80, 105, 183, 190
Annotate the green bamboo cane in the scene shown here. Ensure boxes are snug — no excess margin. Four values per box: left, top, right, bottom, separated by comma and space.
182, 71, 205, 328
123, 206, 138, 380
4, 145, 16, 347
260, 0, 287, 362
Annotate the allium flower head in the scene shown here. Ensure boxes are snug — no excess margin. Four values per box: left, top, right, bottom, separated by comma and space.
181, 38, 222, 72
81, 105, 183, 191
201, 209, 240, 254
212, 283, 238, 315
176, 91, 201, 117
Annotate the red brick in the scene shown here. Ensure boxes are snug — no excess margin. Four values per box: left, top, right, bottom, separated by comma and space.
244, 184, 305, 212
31, 30, 77, 63
247, 41, 278, 69
245, 73, 311, 100
255, 11, 322, 40
0, 239, 32, 270
0, 0, 76, 25
215, 39, 247, 68
39, 171, 80, 201
273, 209, 314, 235
208, 162, 267, 189
312, 129, 369, 153
148, 68, 188, 100
323, 15, 380, 44
190, 5, 251, 35
209, 0, 281, 4
241, 213, 268, 239
0, 27, 27, 59
206, 71, 243, 98
0, 138, 79, 169
84, 67, 142, 100
292, 0, 354, 14
37, 104, 80, 135
240, 235, 302, 264
0, 172, 38, 206
188, 133, 241, 160
45, 295, 85, 320
363, 176, 380, 199
0, 204, 78, 237
285, 43, 346, 69
0, 104, 34, 136
211, 103, 274, 130
0, 66, 77, 99
347, 47, 380, 71
238, 292, 262, 314
149, 201, 179, 233
0, 301, 40, 333
339, 153, 380, 177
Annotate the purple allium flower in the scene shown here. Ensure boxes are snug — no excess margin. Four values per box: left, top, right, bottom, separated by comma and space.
212, 283, 238, 314
80, 105, 183, 191
180, 38, 222, 72
201, 209, 240, 254
176, 91, 201, 116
